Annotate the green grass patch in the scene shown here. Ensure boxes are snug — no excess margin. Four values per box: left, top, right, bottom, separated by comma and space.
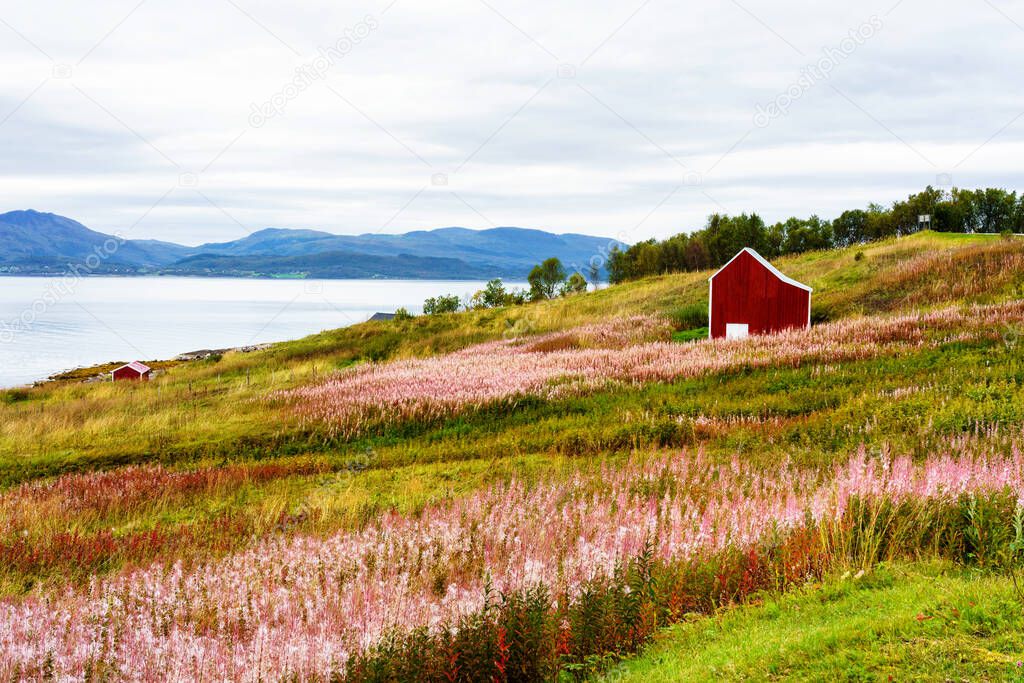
671, 327, 708, 343
604, 562, 1024, 682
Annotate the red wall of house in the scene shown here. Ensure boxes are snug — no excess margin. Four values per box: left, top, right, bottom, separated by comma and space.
709, 251, 810, 339
112, 367, 149, 381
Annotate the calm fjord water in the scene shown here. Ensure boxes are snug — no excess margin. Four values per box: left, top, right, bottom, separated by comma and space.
0, 277, 511, 388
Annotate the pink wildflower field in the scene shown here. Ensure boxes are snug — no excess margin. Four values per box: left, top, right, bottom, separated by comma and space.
280, 302, 1024, 434
4, 302, 1024, 680
2, 434, 1022, 680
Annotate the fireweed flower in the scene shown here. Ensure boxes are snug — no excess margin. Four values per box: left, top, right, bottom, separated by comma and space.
1, 436, 1022, 681
278, 302, 1024, 436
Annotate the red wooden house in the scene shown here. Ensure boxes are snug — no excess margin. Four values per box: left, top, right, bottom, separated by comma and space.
112, 361, 152, 382
708, 248, 811, 340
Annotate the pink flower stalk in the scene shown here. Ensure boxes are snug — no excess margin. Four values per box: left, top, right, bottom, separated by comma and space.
279, 303, 1024, 435
2, 434, 1022, 681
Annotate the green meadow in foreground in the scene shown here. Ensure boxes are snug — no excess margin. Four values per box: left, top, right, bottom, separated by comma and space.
605, 562, 1024, 682
2, 231, 1024, 680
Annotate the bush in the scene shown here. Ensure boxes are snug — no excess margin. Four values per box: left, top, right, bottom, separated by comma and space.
0, 389, 30, 405
561, 272, 588, 296
424, 294, 461, 315
811, 305, 833, 324
393, 307, 414, 321
505, 288, 529, 306
468, 280, 529, 310
482, 279, 508, 308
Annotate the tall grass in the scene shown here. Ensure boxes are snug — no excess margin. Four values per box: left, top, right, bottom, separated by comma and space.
281, 302, 1024, 436
0, 231, 1015, 475
1, 230, 1023, 680
3, 433, 1023, 681
821, 237, 1024, 318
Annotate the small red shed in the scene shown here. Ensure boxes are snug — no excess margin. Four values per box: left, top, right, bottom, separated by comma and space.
112, 361, 152, 382
708, 248, 811, 340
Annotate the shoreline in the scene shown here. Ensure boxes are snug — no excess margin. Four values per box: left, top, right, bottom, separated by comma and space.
3, 342, 279, 390
0, 278, 530, 391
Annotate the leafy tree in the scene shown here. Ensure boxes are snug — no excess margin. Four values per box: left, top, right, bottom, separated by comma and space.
950, 187, 980, 232
1014, 196, 1024, 232
656, 234, 687, 272
865, 203, 895, 240
561, 272, 588, 295
423, 294, 460, 315
631, 241, 661, 277
832, 209, 869, 246
704, 213, 768, 264
481, 279, 508, 308
528, 257, 567, 300
607, 246, 628, 284
467, 290, 487, 310
466, 279, 513, 310
781, 216, 832, 254
763, 222, 786, 258
890, 186, 943, 235
974, 188, 1017, 233
552, 184, 1024, 286
933, 198, 968, 233
682, 239, 710, 271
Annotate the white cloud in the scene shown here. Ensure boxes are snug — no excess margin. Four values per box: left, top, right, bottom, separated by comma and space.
1, 0, 1023, 244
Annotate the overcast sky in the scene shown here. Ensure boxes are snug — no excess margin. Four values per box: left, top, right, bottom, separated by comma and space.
1, 0, 1022, 245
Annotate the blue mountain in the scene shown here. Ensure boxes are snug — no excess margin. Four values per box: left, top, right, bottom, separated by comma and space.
0, 210, 623, 279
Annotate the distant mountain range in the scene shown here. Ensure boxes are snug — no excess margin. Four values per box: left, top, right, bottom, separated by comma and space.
0, 210, 623, 280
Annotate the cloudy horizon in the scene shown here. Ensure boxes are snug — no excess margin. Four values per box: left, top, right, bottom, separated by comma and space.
1, 0, 1022, 246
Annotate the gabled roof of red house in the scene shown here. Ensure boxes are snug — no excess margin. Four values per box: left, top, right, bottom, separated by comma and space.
708, 247, 813, 292
115, 361, 151, 374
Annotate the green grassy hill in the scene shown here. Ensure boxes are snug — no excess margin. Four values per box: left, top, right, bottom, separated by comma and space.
2, 231, 1024, 680
2, 231, 1021, 484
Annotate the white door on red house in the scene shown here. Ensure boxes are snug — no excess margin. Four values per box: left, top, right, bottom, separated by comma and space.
725, 323, 749, 340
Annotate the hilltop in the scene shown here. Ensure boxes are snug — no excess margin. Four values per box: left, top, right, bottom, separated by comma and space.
0, 210, 621, 279
1, 230, 1024, 680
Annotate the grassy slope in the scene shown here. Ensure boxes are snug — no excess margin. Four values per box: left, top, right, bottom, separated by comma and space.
3, 232, 1024, 662
6, 331, 1023, 594
0, 234, 1021, 563
2, 231, 1021, 484
605, 562, 1024, 682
